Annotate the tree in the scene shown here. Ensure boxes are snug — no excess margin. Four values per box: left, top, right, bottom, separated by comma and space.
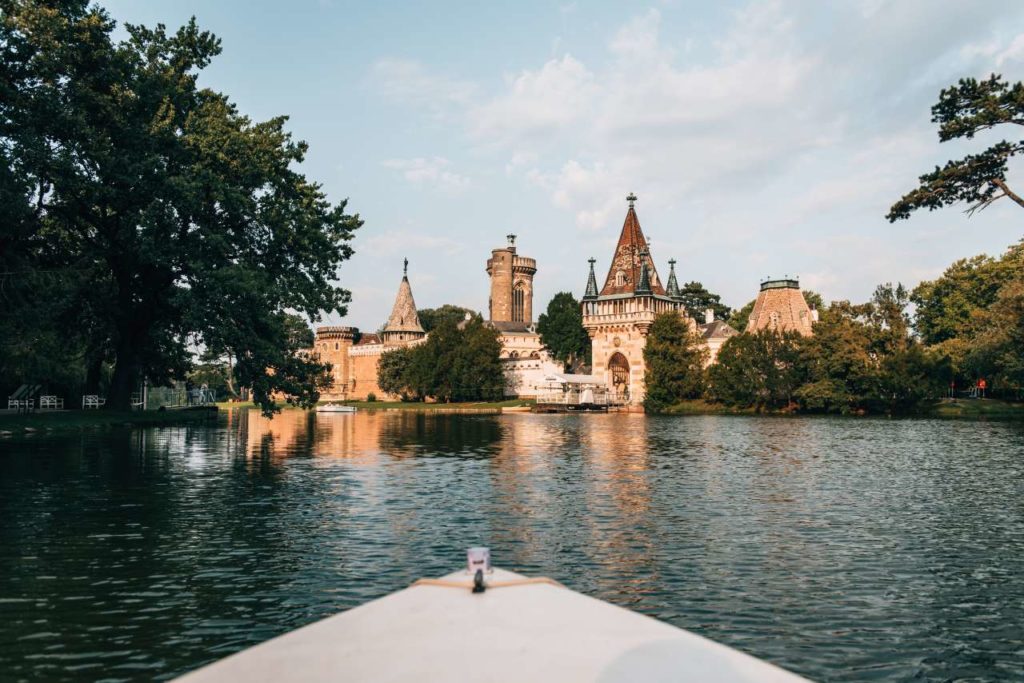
795, 297, 944, 414
911, 244, 1023, 345
965, 276, 1024, 397
418, 305, 479, 333
377, 346, 416, 400
642, 313, 707, 412
375, 320, 504, 403
706, 330, 803, 410
537, 292, 590, 371
728, 300, 755, 332
677, 281, 732, 322
888, 75, 1024, 221
1, 2, 359, 413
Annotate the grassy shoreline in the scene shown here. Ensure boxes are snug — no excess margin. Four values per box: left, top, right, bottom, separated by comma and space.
660, 398, 1024, 420
217, 399, 534, 413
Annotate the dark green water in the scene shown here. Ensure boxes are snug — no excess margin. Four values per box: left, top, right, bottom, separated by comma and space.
1, 410, 1022, 682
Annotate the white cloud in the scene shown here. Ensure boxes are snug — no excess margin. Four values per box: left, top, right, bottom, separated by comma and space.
370, 59, 476, 116
362, 229, 463, 257
382, 157, 471, 193
363, 1, 1024, 313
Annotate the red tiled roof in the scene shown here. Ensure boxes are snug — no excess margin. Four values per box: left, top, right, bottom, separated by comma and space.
355, 333, 382, 346
600, 206, 666, 296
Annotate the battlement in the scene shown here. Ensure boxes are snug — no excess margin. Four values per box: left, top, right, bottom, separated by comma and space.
315, 326, 357, 341
759, 278, 800, 291
512, 256, 537, 274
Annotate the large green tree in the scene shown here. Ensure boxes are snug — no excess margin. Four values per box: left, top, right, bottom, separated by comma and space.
677, 281, 732, 322
642, 313, 707, 412
537, 291, 590, 371
376, 320, 504, 402
1, 1, 359, 412
417, 304, 479, 333
888, 74, 1024, 221
727, 300, 755, 332
706, 330, 803, 410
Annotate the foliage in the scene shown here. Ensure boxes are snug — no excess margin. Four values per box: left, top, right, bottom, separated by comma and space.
366, 392, 376, 403
888, 74, 1024, 221
0, 2, 358, 414
677, 281, 732, 321
375, 320, 505, 402
794, 289, 947, 414
642, 313, 708, 412
377, 346, 417, 399
964, 276, 1024, 397
727, 300, 755, 332
911, 243, 1023, 346
417, 305, 479, 333
706, 330, 803, 410
537, 292, 590, 371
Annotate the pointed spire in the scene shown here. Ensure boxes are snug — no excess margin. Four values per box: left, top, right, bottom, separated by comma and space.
583, 257, 599, 299
636, 248, 652, 295
666, 258, 682, 299
599, 192, 665, 296
382, 262, 424, 341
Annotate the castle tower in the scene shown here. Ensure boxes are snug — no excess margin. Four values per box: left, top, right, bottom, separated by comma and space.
381, 259, 426, 345
313, 325, 357, 399
486, 234, 537, 324
746, 278, 815, 336
581, 193, 687, 406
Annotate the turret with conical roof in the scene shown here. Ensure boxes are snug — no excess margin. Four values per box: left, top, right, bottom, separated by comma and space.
665, 259, 682, 299
381, 258, 426, 345
583, 257, 599, 300
600, 193, 664, 296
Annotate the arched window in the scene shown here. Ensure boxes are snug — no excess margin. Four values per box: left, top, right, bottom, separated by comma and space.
335, 342, 339, 351
513, 282, 526, 322
615, 270, 626, 287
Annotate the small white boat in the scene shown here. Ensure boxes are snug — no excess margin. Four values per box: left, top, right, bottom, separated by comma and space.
173, 549, 811, 682
315, 404, 357, 413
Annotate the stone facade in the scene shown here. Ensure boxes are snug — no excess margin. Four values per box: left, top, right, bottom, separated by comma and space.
484, 237, 562, 398
311, 265, 427, 402
746, 279, 816, 336
487, 235, 536, 324
582, 194, 696, 406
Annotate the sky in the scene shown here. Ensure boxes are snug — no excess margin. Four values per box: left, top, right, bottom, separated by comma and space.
104, 0, 1024, 331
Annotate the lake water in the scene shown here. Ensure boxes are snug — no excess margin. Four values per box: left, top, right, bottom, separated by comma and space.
1, 410, 1022, 682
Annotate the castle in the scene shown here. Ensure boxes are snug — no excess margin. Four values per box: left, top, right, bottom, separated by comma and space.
309, 193, 815, 406
311, 260, 426, 402
310, 241, 559, 401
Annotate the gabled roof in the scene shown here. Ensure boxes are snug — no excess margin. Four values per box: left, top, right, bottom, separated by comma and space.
700, 319, 738, 340
384, 275, 424, 334
600, 201, 665, 297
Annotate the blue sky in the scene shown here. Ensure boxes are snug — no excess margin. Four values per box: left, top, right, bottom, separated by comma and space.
105, 0, 1024, 330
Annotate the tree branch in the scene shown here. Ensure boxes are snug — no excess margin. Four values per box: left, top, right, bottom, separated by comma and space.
992, 178, 1024, 210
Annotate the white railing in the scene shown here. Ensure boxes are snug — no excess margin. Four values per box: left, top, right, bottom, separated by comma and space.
39, 395, 64, 410
82, 395, 106, 409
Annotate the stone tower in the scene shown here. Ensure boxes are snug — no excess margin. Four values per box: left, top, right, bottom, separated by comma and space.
486, 234, 537, 324
313, 325, 357, 399
746, 278, 816, 336
381, 259, 426, 345
581, 193, 687, 406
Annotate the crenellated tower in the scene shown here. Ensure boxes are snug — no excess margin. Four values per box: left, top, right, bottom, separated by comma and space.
486, 234, 537, 324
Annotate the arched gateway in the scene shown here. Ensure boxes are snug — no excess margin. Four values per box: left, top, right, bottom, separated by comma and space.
608, 352, 630, 401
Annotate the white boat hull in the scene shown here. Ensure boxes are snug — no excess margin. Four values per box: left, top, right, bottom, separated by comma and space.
172, 567, 811, 682
315, 405, 357, 413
